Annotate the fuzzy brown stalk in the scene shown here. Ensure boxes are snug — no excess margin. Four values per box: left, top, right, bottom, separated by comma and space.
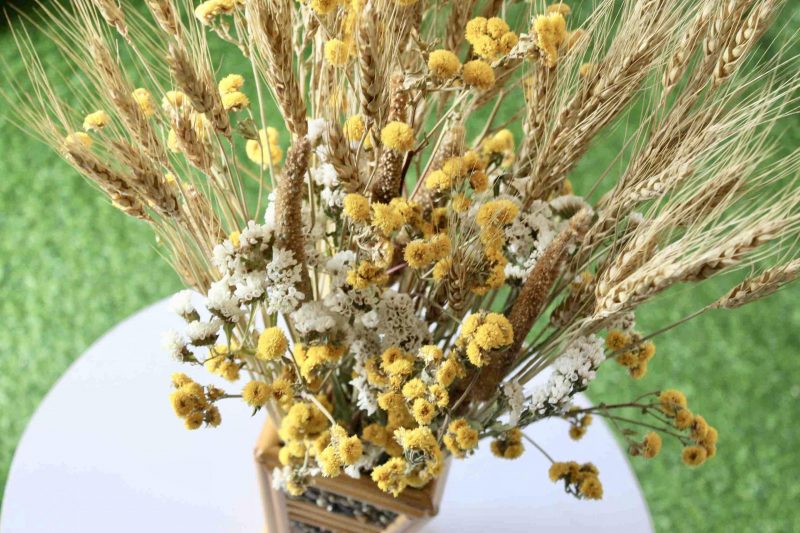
166, 42, 231, 137
370, 73, 409, 203
145, 0, 179, 36
65, 147, 148, 220
473, 210, 592, 401
246, 0, 307, 137
274, 137, 312, 299
711, 259, 800, 309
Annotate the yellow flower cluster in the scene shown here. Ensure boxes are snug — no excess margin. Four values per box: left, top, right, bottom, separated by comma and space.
658, 389, 718, 466
568, 413, 593, 441
548, 461, 603, 500
194, 0, 241, 25
403, 234, 451, 269
606, 329, 656, 379
465, 16, 518, 60
316, 425, 364, 477
533, 12, 568, 67
343, 114, 370, 144
83, 110, 109, 132
372, 427, 443, 495
219, 73, 249, 111
443, 419, 479, 458
204, 343, 243, 382
462, 60, 495, 91
246, 127, 283, 167
64, 132, 92, 150
424, 151, 488, 193
294, 343, 347, 381
380, 121, 415, 152
242, 380, 271, 407
169, 373, 222, 430
256, 327, 288, 360
346, 260, 389, 289
324, 39, 350, 66
490, 427, 524, 459
427, 49, 461, 79
457, 312, 514, 367
481, 129, 515, 167
132, 87, 155, 117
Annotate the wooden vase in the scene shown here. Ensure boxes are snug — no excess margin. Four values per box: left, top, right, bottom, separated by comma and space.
254, 422, 449, 533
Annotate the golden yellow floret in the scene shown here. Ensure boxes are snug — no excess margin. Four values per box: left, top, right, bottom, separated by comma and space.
546, 2, 572, 16
371, 202, 405, 235
659, 389, 688, 417
194, 0, 238, 25
246, 127, 283, 167
324, 39, 350, 66
380, 121, 415, 151
404, 239, 435, 269
343, 114, 366, 142
371, 457, 408, 496
242, 380, 271, 407
425, 169, 452, 191
162, 90, 186, 110
432, 257, 452, 281
64, 132, 93, 150
411, 398, 437, 425
184, 411, 204, 430
427, 49, 461, 79
476, 199, 520, 227
318, 445, 342, 477
257, 327, 288, 360
221, 91, 249, 111
605, 329, 629, 350
218, 73, 244, 95
533, 13, 567, 67
681, 445, 708, 466
310, 0, 341, 15
343, 193, 371, 222
642, 432, 662, 458
462, 60, 495, 91
347, 261, 388, 289
579, 475, 603, 500
131, 88, 155, 117
83, 110, 110, 131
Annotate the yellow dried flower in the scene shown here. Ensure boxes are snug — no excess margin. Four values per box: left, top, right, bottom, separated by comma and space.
257, 327, 288, 360
476, 199, 519, 227
242, 380, 271, 407
131, 87, 155, 117
427, 49, 461, 79
218, 73, 244, 95
83, 110, 109, 131
642, 432, 662, 458
246, 128, 283, 167
371, 202, 404, 235
411, 398, 436, 425
310, 0, 341, 15
533, 13, 567, 67
546, 2, 572, 16
404, 239, 435, 268
659, 389, 688, 417
64, 132, 93, 150
347, 261, 388, 289
221, 91, 249, 111
324, 39, 350, 66
462, 60, 495, 91
681, 445, 708, 466
381, 121, 415, 151
343, 114, 366, 141
343, 193, 371, 222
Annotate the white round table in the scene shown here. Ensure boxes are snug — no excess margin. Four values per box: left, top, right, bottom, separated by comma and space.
1, 299, 653, 532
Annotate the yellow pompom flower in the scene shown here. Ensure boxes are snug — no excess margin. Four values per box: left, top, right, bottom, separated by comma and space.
310, 0, 341, 14
432, 257, 452, 281
257, 327, 288, 360
246, 127, 283, 167
469, 171, 489, 192
162, 90, 187, 110
194, 0, 238, 25
424, 169, 452, 191
533, 13, 567, 67
343, 114, 366, 141
338, 434, 363, 465
546, 2, 572, 16
318, 446, 342, 477
381, 121, 415, 151
427, 49, 461, 79
132, 88, 155, 117
324, 39, 350, 66
371, 202, 404, 235
476, 199, 519, 227
347, 261, 389, 289
462, 60, 495, 91
218, 73, 245, 95
184, 411, 205, 430
371, 457, 409, 496
404, 240, 435, 269
64, 132, 93, 150
674, 408, 694, 429
418, 345, 443, 363
83, 110, 110, 131
578, 475, 603, 500
659, 389, 688, 417
242, 380, 272, 407
642, 432, 662, 458
343, 193, 371, 222
605, 329, 629, 350
681, 445, 708, 466
221, 91, 249, 111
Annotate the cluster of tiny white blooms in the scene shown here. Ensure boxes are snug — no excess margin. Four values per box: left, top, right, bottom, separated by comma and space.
502, 380, 526, 426
305, 117, 327, 145
162, 329, 189, 361
360, 290, 431, 353
185, 318, 223, 345
504, 200, 558, 281
169, 290, 196, 320
349, 336, 381, 415
311, 162, 345, 211
322, 252, 382, 318
265, 247, 305, 314
529, 335, 605, 416
206, 280, 244, 321
301, 204, 328, 268
292, 301, 338, 336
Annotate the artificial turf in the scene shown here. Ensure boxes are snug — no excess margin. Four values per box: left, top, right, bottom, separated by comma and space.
1, 4, 799, 531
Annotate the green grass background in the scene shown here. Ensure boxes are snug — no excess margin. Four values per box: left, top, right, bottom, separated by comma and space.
1, 3, 799, 531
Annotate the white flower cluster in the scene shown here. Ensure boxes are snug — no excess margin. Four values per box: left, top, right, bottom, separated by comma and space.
504, 200, 558, 281
502, 380, 526, 426
529, 335, 605, 416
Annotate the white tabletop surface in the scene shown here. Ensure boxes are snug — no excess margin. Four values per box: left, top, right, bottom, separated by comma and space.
0, 299, 653, 532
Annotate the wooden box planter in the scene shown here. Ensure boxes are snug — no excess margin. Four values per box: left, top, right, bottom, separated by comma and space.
254, 423, 448, 533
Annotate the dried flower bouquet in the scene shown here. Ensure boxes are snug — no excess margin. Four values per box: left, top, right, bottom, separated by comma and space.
7, 0, 800, 504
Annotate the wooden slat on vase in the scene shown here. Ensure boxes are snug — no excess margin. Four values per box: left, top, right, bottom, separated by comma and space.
254, 420, 449, 532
